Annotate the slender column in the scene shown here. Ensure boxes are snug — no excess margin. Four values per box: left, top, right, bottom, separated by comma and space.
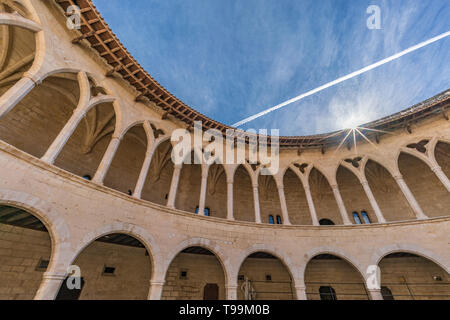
148, 280, 165, 300
295, 285, 307, 300
226, 285, 238, 300
167, 164, 182, 208
227, 179, 234, 220
361, 179, 386, 223
198, 169, 208, 216
331, 184, 352, 225
34, 271, 66, 300
431, 165, 450, 193
394, 174, 428, 220
277, 185, 291, 225
92, 136, 121, 184
368, 289, 383, 300
304, 184, 319, 226
41, 108, 86, 164
252, 184, 262, 223
133, 147, 156, 198
0, 76, 35, 119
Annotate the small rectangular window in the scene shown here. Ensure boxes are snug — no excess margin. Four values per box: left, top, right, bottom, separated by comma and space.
238, 275, 245, 281
265, 274, 272, 281
180, 269, 188, 280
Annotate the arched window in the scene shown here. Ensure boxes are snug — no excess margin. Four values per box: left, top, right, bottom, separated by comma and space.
319, 286, 337, 300
195, 206, 211, 216
319, 219, 335, 226
353, 212, 362, 224
269, 215, 275, 224
361, 211, 371, 224
276, 215, 282, 225
381, 286, 394, 300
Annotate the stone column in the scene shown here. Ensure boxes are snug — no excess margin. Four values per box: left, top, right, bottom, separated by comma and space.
34, 271, 66, 300
368, 289, 383, 300
331, 184, 352, 225
394, 174, 428, 220
167, 164, 182, 208
133, 147, 156, 199
198, 169, 208, 216
227, 179, 234, 221
92, 136, 121, 184
304, 184, 319, 226
226, 285, 238, 300
0, 76, 35, 119
431, 165, 450, 193
361, 179, 386, 223
41, 108, 86, 164
252, 184, 262, 223
277, 186, 291, 225
148, 280, 165, 300
295, 285, 307, 300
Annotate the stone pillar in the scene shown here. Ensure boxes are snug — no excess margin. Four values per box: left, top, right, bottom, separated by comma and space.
331, 184, 352, 225
394, 174, 428, 220
34, 271, 66, 300
41, 108, 86, 164
361, 179, 386, 223
198, 169, 208, 216
226, 285, 238, 300
431, 165, 450, 193
277, 186, 291, 225
227, 180, 234, 220
148, 280, 165, 300
133, 147, 156, 199
252, 184, 262, 223
368, 289, 383, 300
167, 164, 182, 208
92, 136, 121, 184
295, 285, 307, 300
304, 184, 319, 226
0, 76, 35, 119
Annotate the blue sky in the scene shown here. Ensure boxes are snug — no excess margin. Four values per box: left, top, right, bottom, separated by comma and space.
93, 0, 450, 136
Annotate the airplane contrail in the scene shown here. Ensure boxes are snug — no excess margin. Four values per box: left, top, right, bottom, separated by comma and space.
232, 30, 450, 128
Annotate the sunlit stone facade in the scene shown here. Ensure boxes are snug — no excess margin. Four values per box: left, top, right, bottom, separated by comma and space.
0, 0, 448, 300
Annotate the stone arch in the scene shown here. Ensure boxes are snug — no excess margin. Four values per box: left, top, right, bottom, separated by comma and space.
258, 173, 282, 224
66, 222, 158, 300
302, 247, 369, 300
233, 164, 255, 222
205, 163, 227, 219
161, 237, 231, 300
175, 149, 203, 213
141, 136, 173, 205
364, 158, 415, 222
54, 97, 118, 179
370, 244, 450, 274
309, 167, 342, 224
72, 222, 162, 278
0, 70, 81, 158
234, 244, 298, 300
283, 167, 311, 225
435, 140, 450, 182
336, 165, 376, 224
103, 122, 148, 195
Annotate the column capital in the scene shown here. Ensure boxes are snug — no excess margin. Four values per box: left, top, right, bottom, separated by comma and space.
360, 179, 369, 186
150, 280, 165, 286
430, 165, 442, 173
42, 271, 66, 281
393, 173, 404, 181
